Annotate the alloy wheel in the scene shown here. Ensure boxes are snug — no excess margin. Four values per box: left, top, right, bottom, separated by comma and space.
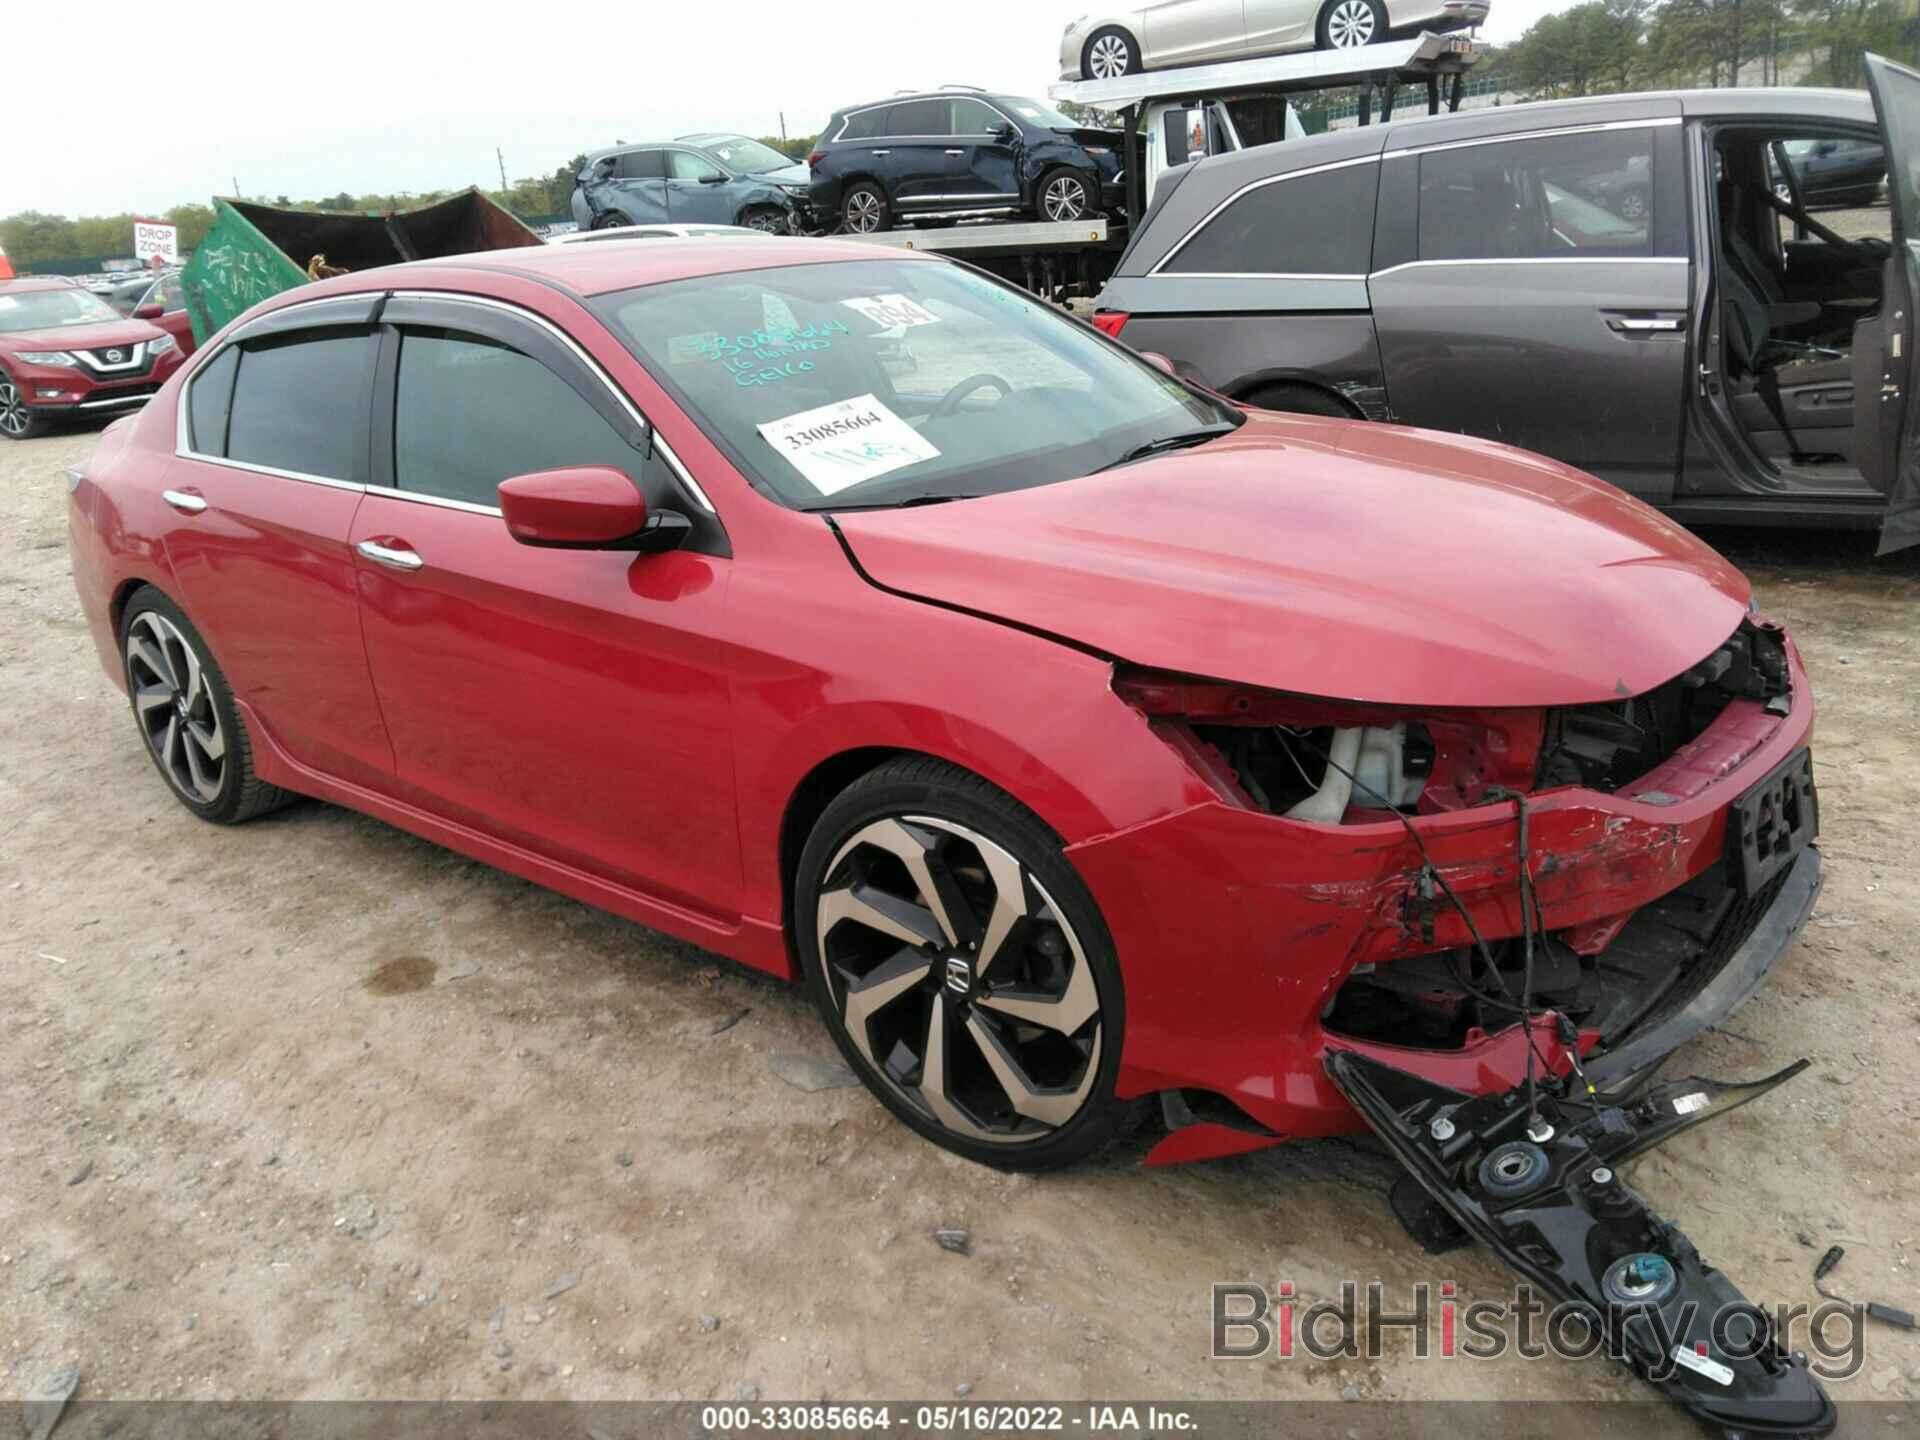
1620, 189, 1650, 221
126, 611, 226, 804
845, 190, 885, 234
1043, 175, 1090, 223
1326, 0, 1378, 46
1088, 33, 1131, 78
816, 816, 1103, 1145
0, 381, 29, 438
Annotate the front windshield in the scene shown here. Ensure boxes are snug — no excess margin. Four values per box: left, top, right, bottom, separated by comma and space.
0, 286, 121, 334
700, 137, 796, 175
1005, 98, 1085, 131
591, 259, 1236, 510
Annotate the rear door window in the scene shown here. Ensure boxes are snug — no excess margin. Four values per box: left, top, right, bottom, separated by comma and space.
1161, 161, 1379, 274
886, 100, 949, 138
224, 329, 375, 481
1417, 128, 1658, 260
617, 149, 668, 180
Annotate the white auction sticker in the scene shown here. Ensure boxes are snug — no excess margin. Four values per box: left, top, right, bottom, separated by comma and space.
756, 394, 940, 496
842, 293, 941, 330
1672, 1092, 1710, 1115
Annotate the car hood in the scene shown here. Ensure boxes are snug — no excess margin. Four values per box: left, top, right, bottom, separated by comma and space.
0, 317, 167, 351
831, 411, 1751, 709
761, 162, 811, 188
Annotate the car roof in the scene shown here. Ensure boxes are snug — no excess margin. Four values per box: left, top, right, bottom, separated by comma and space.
291, 236, 933, 302
0, 276, 87, 294
676, 131, 745, 144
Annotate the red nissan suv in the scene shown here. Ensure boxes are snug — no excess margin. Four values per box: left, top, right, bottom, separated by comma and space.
0, 277, 185, 440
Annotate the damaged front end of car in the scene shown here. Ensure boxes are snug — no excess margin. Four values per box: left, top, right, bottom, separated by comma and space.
1071, 615, 1831, 1432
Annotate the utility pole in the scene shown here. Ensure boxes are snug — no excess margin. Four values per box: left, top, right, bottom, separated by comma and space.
779, 111, 787, 140
231, 176, 241, 198
497, 148, 509, 192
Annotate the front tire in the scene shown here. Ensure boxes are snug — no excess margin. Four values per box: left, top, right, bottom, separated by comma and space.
795, 757, 1133, 1172
590, 210, 633, 231
119, 586, 294, 824
0, 372, 49, 441
1317, 0, 1385, 48
740, 205, 790, 234
840, 182, 890, 234
1081, 26, 1141, 79
1037, 167, 1095, 223
1243, 381, 1357, 418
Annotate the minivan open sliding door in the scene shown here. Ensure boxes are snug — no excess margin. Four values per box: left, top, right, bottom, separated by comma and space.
1860, 54, 1920, 554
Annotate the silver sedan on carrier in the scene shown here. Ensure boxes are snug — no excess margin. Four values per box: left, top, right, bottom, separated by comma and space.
1061, 0, 1489, 78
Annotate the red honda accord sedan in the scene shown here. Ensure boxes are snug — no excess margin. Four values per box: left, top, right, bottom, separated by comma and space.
66, 238, 1820, 1173
2, 277, 184, 439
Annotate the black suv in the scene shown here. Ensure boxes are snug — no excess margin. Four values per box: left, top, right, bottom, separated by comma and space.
807, 88, 1125, 233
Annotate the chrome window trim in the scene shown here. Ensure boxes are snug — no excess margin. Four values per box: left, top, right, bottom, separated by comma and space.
1367, 255, 1690, 279
173, 288, 718, 519
365, 484, 500, 517
1150, 154, 1384, 276
1379, 115, 1680, 161
830, 94, 1019, 143
1162, 271, 1369, 281
387, 289, 716, 516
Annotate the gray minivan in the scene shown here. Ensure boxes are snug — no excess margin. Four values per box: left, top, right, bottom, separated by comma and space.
1097, 58, 1920, 553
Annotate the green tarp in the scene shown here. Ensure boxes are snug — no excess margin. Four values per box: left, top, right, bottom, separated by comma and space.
179, 189, 540, 346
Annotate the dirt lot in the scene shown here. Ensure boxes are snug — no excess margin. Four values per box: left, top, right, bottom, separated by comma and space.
4, 422, 1919, 1420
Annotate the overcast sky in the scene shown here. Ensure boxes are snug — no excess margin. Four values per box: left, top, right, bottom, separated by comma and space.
5, 0, 1568, 219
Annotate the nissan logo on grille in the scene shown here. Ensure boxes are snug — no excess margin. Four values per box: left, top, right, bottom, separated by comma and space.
104, 349, 125, 363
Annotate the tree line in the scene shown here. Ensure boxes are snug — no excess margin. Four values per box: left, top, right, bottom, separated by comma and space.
0, 135, 816, 269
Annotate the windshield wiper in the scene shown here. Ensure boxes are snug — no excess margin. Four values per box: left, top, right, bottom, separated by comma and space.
1091, 426, 1234, 475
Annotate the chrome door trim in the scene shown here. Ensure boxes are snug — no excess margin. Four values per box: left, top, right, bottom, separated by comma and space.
1379, 116, 1681, 161
1367, 256, 1691, 279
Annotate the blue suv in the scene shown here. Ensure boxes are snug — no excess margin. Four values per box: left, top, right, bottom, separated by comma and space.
807, 88, 1125, 233
572, 141, 802, 234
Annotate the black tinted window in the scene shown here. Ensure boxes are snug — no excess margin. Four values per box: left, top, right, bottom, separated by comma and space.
226, 330, 373, 480
950, 99, 1003, 135
887, 99, 948, 137
1418, 128, 1656, 260
617, 149, 666, 179
187, 345, 238, 456
1163, 162, 1378, 275
393, 328, 652, 508
838, 107, 889, 141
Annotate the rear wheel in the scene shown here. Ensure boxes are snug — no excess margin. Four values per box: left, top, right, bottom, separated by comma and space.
1038, 167, 1095, 223
0, 373, 49, 441
1243, 381, 1357, 418
1082, 26, 1141, 79
1317, 0, 1385, 48
119, 586, 294, 824
841, 182, 890, 234
795, 757, 1134, 1171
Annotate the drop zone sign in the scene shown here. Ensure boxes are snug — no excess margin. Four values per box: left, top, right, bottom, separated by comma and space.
133, 220, 179, 266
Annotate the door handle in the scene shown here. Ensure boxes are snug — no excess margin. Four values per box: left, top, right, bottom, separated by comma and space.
1606, 314, 1686, 334
161, 489, 207, 514
945, 148, 965, 156
871, 149, 891, 156
356, 539, 423, 571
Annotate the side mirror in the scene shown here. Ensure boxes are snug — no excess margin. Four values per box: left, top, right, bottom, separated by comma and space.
497, 465, 689, 553
1138, 351, 1178, 377
994, 122, 1018, 143
133, 303, 163, 320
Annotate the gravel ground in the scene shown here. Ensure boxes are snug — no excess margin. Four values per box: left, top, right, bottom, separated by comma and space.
4, 421, 1918, 1418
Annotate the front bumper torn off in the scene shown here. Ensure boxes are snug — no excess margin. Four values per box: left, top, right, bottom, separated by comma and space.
1327, 1045, 1836, 1437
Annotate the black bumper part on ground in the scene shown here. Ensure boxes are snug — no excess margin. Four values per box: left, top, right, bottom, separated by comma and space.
1328, 1050, 1835, 1437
